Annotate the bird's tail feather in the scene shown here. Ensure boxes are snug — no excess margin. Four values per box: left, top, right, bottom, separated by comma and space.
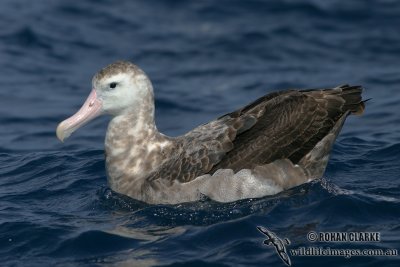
337, 84, 367, 115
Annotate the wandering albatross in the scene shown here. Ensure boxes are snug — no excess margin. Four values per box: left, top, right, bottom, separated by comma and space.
56, 61, 366, 204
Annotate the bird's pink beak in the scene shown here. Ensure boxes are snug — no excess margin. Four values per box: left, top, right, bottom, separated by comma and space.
56, 89, 103, 142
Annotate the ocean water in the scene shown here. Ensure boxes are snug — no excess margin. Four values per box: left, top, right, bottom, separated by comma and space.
0, 0, 399, 266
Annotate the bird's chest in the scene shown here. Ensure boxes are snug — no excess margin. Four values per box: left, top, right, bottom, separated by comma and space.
104, 132, 172, 191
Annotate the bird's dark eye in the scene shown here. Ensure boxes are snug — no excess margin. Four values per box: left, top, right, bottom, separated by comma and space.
109, 82, 117, 89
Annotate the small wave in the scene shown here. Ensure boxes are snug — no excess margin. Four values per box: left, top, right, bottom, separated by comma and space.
1, 27, 52, 49
48, 230, 143, 258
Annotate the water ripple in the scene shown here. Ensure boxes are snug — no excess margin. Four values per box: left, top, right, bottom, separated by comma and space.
0, 0, 399, 266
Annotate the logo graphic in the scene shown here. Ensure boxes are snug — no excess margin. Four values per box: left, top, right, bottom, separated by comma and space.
257, 226, 292, 266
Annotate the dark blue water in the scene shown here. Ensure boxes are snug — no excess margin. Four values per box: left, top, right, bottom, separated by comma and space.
1, 0, 399, 266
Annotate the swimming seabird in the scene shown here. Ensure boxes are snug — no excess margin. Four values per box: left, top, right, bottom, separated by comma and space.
56, 61, 366, 204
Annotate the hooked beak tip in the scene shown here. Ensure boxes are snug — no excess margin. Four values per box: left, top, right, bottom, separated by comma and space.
55, 89, 102, 143
56, 123, 66, 142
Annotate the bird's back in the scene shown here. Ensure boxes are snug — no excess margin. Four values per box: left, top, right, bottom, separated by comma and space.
209, 85, 365, 173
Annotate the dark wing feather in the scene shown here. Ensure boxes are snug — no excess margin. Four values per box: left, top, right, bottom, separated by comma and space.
146, 114, 257, 183
211, 85, 364, 172
147, 85, 364, 183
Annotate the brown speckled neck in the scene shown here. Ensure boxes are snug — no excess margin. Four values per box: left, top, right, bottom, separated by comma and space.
104, 91, 173, 197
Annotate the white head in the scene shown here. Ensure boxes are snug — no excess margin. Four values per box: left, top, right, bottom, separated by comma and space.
56, 61, 154, 141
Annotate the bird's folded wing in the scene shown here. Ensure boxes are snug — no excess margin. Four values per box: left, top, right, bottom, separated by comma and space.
146, 85, 363, 184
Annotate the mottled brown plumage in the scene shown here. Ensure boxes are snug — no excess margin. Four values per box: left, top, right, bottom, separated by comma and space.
145, 85, 364, 184
57, 61, 366, 204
